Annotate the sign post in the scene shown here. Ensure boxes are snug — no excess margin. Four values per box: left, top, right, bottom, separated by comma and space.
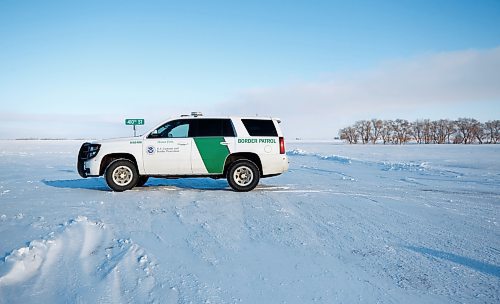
125, 119, 145, 137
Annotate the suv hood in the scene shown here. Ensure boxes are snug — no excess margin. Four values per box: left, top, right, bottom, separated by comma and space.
94, 137, 143, 144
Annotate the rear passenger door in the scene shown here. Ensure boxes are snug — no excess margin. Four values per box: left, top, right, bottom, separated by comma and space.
190, 119, 236, 174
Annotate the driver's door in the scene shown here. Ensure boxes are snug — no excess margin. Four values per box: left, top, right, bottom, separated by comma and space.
142, 119, 193, 175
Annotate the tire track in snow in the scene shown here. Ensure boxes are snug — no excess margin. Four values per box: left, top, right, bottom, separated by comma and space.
0, 216, 161, 303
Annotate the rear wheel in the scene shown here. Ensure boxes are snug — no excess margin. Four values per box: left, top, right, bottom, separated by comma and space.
227, 160, 260, 192
105, 159, 139, 192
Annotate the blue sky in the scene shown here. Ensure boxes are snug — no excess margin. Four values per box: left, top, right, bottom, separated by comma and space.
1, 0, 499, 138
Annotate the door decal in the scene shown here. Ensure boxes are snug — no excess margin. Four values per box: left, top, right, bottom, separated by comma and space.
193, 137, 229, 174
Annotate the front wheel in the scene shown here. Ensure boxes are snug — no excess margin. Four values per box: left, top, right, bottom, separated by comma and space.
105, 159, 139, 192
227, 160, 260, 192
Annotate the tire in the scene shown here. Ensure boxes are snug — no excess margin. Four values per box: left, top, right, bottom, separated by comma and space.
227, 160, 260, 192
136, 176, 149, 187
105, 159, 139, 192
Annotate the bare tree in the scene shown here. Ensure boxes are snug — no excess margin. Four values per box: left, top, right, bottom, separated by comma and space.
339, 118, 498, 145
392, 119, 411, 144
422, 119, 432, 144
389, 120, 399, 144
495, 120, 500, 144
434, 119, 453, 144
473, 122, 486, 144
412, 120, 425, 144
370, 119, 383, 144
444, 119, 456, 144
354, 120, 372, 144
429, 120, 439, 143
339, 127, 359, 144
485, 120, 500, 144
379, 120, 392, 144
456, 118, 479, 144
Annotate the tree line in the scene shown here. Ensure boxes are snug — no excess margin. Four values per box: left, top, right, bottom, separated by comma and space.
339, 118, 500, 144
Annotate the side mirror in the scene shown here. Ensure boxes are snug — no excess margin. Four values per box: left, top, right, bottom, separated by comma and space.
149, 130, 159, 138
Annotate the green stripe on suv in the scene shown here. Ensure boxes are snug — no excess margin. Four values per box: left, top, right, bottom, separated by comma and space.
193, 137, 230, 174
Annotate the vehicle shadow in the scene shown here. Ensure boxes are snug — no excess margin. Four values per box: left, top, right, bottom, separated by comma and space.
405, 245, 500, 278
42, 178, 109, 191
143, 178, 230, 191
42, 177, 230, 191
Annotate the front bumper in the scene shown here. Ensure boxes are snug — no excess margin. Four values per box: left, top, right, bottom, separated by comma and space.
78, 159, 97, 178
77, 158, 89, 178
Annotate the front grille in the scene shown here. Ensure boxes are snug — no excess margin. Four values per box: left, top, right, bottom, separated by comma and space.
78, 143, 92, 160
77, 143, 100, 178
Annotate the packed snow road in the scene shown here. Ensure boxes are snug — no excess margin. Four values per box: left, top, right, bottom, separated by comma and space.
0, 140, 499, 303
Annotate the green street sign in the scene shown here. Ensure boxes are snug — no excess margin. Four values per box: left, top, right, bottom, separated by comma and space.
125, 119, 145, 125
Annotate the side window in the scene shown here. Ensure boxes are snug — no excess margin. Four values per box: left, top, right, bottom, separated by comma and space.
148, 120, 191, 138
241, 119, 278, 136
222, 119, 236, 137
169, 123, 189, 138
190, 119, 235, 137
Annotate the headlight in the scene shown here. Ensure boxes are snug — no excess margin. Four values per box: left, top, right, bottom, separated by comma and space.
87, 144, 101, 159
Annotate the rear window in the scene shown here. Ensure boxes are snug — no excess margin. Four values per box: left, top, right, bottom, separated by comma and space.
241, 119, 278, 137
189, 119, 235, 137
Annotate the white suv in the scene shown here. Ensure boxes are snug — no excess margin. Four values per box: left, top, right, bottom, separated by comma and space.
78, 113, 288, 192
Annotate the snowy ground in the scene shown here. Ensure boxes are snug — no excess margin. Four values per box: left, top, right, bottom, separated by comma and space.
0, 140, 499, 303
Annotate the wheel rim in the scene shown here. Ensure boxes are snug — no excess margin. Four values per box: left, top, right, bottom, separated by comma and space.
233, 165, 254, 187
112, 165, 133, 186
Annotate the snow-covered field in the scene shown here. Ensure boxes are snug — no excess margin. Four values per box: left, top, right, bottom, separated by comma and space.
0, 140, 499, 303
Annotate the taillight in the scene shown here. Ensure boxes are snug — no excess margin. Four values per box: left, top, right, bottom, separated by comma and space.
279, 137, 285, 154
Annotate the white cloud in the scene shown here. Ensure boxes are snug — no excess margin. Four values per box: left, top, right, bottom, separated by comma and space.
218, 47, 500, 138
2, 48, 499, 139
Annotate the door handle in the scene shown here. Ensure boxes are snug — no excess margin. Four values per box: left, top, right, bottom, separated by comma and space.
220, 142, 229, 146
